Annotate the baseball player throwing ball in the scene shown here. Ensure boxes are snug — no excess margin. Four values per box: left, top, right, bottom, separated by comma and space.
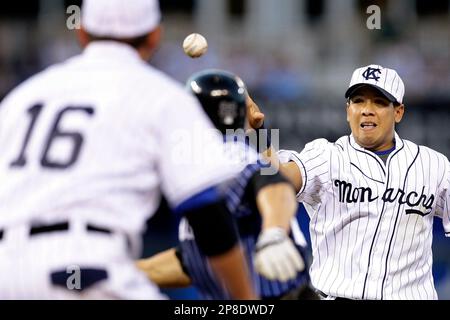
0, 0, 256, 299
247, 64, 450, 300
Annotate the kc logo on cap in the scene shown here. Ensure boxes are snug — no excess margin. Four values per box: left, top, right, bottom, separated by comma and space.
362, 67, 381, 82
345, 64, 405, 105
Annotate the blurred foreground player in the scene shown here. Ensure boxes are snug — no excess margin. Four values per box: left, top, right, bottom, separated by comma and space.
0, 1, 255, 299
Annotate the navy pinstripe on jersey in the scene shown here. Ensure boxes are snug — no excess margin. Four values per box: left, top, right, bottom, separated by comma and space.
178, 162, 310, 300
278, 132, 450, 300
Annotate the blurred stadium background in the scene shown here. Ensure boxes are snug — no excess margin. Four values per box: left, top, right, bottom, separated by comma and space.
0, 0, 448, 299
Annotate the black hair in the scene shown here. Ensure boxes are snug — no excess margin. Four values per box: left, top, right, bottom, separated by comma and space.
85, 32, 149, 49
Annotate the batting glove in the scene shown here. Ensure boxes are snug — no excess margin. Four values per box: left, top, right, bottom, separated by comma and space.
254, 227, 305, 282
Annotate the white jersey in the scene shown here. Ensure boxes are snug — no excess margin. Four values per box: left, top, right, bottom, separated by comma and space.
0, 41, 240, 299
278, 132, 450, 300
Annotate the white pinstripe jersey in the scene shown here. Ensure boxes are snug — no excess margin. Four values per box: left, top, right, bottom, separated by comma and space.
278, 132, 450, 300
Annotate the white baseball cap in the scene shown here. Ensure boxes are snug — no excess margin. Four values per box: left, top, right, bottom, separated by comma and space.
82, 0, 161, 38
345, 64, 405, 105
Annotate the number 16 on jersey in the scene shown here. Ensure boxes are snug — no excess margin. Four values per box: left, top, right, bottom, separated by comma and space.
10, 104, 95, 170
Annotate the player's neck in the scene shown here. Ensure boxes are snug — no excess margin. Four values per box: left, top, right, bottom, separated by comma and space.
369, 141, 396, 164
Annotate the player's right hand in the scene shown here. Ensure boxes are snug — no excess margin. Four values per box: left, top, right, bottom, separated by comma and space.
246, 95, 265, 129
254, 227, 305, 282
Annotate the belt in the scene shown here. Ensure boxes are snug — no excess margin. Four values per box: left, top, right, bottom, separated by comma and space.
316, 290, 355, 301
51, 268, 109, 292
0, 221, 112, 241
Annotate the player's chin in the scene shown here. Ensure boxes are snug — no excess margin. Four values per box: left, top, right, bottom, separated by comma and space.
356, 135, 379, 150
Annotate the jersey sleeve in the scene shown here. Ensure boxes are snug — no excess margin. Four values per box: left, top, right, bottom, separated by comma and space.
435, 156, 450, 237
277, 138, 332, 206
154, 91, 241, 208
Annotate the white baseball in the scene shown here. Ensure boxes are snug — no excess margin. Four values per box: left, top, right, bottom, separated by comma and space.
183, 33, 208, 58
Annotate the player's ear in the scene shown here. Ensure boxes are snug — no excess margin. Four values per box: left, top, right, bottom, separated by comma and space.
140, 26, 163, 60
76, 27, 91, 49
394, 104, 405, 124
148, 25, 162, 49
346, 102, 351, 123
